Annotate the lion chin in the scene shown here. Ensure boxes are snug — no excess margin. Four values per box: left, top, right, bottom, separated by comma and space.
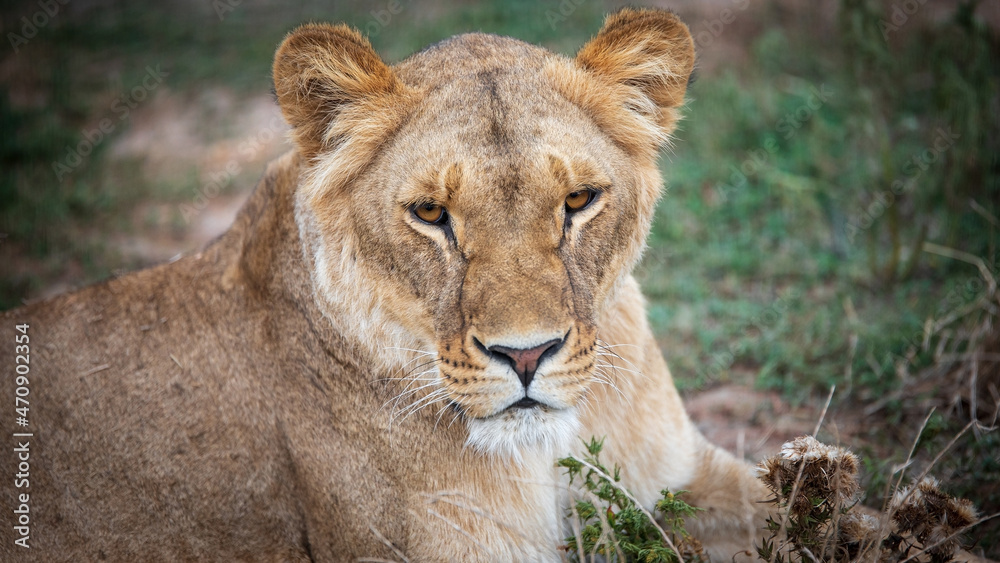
464, 405, 581, 464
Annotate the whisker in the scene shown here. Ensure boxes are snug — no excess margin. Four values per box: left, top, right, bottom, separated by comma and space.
402, 358, 444, 377
382, 370, 440, 387
374, 356, 442, 385
398, 390, 451, 426
597, 338, 645, 359
393, 365, 441, 391
377, 376, 437, 383
594, 360, 644, 376
594, 341, 648, 380
382, 378, 441, 413
393, 388, 448, 419
447, 406, 464, 428
594, 353, 649, 386
595, 340, 642, 351
592, 359, 624, 391
396, 387, 449, 417
384, 367, 441, 407
590, 372, 622, 392
388, 384, 448, 432
590, 369, 630, 406
433, 401, 454, 431
382, 346, 437, 356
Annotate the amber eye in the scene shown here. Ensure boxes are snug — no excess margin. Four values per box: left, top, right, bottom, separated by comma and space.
565, 189, 597, 212
413, 202, 447, 225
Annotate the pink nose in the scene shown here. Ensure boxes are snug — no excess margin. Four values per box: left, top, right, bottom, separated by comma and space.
488, 339, 563, 388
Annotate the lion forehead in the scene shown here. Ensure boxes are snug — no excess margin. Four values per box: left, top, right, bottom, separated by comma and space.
395, 32, 551, 89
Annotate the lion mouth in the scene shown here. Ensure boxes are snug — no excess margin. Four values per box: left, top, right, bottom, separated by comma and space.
508, 397, 541, 410
460, 397, 562, 421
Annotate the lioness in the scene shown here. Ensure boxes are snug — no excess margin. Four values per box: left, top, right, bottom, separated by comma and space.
1, 8, 769, 561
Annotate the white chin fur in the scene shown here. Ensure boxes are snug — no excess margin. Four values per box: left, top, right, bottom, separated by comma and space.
465, 407, 580, 464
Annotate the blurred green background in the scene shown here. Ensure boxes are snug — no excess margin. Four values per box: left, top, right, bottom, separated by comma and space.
1, 0, 998, 554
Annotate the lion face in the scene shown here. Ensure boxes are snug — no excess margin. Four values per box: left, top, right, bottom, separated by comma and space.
273, 10, 694, 458
350, 72, 633, 457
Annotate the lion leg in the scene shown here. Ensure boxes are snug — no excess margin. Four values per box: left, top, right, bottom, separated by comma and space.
680, 438, 772, 563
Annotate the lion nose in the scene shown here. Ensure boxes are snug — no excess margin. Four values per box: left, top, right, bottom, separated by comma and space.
488, 338, 564, 389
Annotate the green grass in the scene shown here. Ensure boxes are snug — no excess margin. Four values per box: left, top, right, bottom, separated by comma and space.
637, 13, 998, 402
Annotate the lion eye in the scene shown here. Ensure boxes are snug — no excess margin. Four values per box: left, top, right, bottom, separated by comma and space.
565, 189, 597, 212
413, 202, 447, 225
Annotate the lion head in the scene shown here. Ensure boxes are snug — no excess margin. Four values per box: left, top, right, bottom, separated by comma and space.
272, 9, 694, 460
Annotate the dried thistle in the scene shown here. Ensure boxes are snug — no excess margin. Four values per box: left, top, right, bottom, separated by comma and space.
839, 512, 881, 543
887, 477, 978, 563
754, 437, 983, 563
756, 436, 861, 517
837, 512, 883, 561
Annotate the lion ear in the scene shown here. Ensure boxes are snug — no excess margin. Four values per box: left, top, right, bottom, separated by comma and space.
565, 8, 695, 155
273, 23, 414, 163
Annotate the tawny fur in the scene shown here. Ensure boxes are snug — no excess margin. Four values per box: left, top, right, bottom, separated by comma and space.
1, 9, 770, 562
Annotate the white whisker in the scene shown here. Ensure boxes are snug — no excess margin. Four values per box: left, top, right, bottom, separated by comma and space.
594, 341, 648, 380
590, 370, 630, 406
382, 368, 442, 412
433, 402, 453, 431
396, 389, 450, 426
394, 387, 449, 418
595, 340, 642, 351
594, 360, 644, 376
382, 346, 437, 356
447, 407, 464, 429
383, 378, 441, 413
